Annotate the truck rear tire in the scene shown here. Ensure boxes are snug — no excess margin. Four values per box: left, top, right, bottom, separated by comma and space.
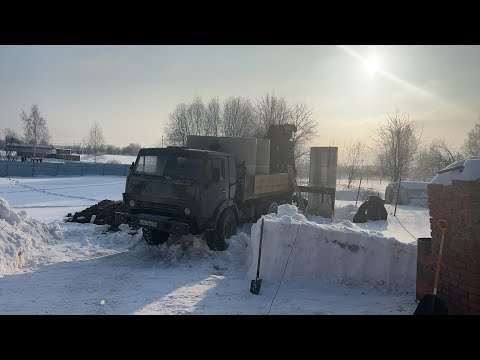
207, 208, 237, 251
267, 202, 278, 214
143, 227, 169, 245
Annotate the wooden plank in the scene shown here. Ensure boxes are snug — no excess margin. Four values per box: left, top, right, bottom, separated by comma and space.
253, 173, 289, 194
298, 185, 335, 195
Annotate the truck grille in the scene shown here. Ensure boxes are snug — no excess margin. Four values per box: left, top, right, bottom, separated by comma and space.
135, 200, 182, 214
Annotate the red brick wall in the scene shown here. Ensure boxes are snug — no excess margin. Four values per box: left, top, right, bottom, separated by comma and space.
426, 179, 480, 314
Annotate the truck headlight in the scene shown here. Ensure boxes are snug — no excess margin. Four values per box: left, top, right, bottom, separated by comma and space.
184, 207, 191, 215
129, 200, 135, 208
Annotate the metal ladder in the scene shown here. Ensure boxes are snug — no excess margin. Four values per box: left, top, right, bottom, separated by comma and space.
287, 165, 306, 213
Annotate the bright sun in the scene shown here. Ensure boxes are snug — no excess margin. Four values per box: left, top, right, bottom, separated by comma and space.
364, 56, 380, 74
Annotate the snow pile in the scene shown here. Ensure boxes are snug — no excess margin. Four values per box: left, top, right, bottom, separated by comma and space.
431, 157, 480, 185
0, 197, 60, 275
129, 228, 249, 266
331, 203, 358, 222
59, 223, 141, 250
247, 204, 417, 292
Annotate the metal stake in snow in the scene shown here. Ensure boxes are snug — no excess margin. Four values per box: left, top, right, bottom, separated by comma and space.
355, 178, 362, 206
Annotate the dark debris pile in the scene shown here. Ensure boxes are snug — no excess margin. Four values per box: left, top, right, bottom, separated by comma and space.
65, 200, 136, 231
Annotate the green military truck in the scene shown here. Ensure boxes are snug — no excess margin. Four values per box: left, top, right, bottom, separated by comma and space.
115, 125, 298, 251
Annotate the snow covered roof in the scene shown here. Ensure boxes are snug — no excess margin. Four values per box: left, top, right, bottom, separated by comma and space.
431, 157, 480, 185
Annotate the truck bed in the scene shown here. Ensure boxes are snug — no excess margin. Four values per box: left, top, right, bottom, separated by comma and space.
253, 173, 289, 194
240, 172, 291, 201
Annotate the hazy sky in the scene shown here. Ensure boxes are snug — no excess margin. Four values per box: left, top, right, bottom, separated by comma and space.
0, 45, 479, 151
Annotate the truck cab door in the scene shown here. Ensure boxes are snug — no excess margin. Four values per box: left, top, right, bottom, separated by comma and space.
203, 157, 228, 219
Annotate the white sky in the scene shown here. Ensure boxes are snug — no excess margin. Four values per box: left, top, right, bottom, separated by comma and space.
1, 45, 479, 150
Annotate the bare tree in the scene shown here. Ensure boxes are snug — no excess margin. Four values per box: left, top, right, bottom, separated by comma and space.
429, 137, 463, 170
165, 94, 318, 158
463, 118, 480, 157
104, 144, 121, 155
255, 92, 291, 136
205, 97, 222, 137
165, 103, 190, 146
84, 122, 105, 163
290, 102, 318, 161
121, 143, 142, 156
342, 140, 367, 188
373, 110, 423, 182
3, 128, 19, 147
223, 97, 257, 138
2, 128, 20, 160
20, 104, 50, 156
188, 95, 206, 136
411, 148, 436, 181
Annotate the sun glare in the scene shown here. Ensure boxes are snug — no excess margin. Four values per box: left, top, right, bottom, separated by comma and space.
364, 56, 380, 74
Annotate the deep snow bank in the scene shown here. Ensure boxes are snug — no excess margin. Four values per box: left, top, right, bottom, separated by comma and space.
0, 197, 61, 275
247, 205, 416, 292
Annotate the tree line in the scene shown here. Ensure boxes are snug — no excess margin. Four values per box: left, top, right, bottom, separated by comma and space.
3, 103, 479, 180
1, 104, 142, 162
164, 92, 318, 161
340, 110, 480, 185
166, 94, 479, 184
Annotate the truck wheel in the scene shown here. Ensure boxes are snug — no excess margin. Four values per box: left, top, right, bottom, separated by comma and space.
142, 227, 169, 245
207, 208, 237, 251
267, 202, 278, 214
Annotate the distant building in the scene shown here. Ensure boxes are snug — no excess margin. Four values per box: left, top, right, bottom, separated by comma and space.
385, 181, 429, 206
5, 138, 80, 161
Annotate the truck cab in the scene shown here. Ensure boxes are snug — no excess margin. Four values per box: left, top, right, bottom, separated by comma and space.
115, 147, 239, 250
116, 124, 299, 252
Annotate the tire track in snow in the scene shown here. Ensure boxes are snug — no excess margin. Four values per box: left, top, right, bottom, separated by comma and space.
29, 181, 124, 191
0, 179, 124, 194
8, 178, 101, 202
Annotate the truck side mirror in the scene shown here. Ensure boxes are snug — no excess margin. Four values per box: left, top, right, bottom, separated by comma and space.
130, 162, 135, 172
212, 168, 220, 182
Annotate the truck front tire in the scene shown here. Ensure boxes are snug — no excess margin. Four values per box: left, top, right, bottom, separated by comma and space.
142, 227, 169, 245
207, 208, 237, 251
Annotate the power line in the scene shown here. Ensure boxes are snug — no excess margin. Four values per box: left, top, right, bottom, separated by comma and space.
267, 222, 302, 315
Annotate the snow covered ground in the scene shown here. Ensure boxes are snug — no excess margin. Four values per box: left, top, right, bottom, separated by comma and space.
0, 175, 426, 314
0, 176, 125, 223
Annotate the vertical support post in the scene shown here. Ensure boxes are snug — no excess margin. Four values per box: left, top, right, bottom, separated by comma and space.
394, 177, 401, 217
355, 178, 362, 205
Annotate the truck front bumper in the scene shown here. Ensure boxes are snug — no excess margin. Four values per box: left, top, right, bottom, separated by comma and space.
115, 211, 190, 236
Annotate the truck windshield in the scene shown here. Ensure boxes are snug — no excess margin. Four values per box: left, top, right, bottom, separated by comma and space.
134, 154, 204, 180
